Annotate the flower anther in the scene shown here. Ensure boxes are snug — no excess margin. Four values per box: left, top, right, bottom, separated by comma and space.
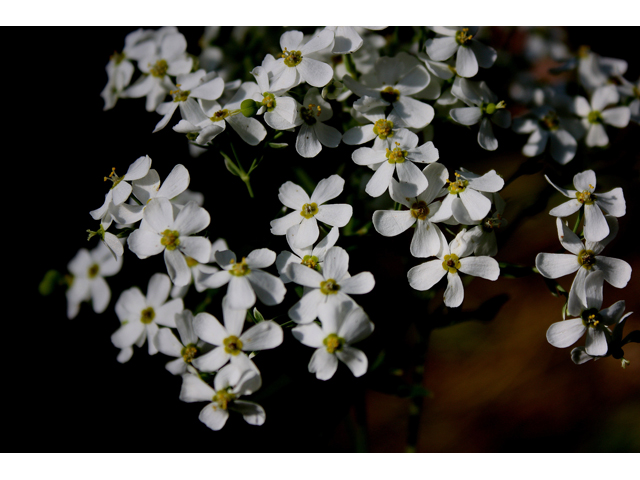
380, 86, 400, 103
149, 59, 169, 78
300, 202, 319, 219
229, 257, 251, 277
373, 119, 394, 140
447, 172, 469, 195
587, 110, 603, 124
301, 255, 320, 271
410, 201, 430, 220
140, 306, 155, 324
540, 111, 560, 131
87, 263, 100, 278
262, 92, 276, 111
210, 109, 230, 122
282, 48, 303, 67
301, 104, 321, 125
577, 249, 597, 270
212, 388, 236, 410
455, 28, 473, 46
386, 143, 407, 164
576, 190, 596, 205
181, 344, 200, 363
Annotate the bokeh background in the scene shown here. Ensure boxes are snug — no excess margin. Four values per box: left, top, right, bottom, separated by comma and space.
22, 27, 639, 452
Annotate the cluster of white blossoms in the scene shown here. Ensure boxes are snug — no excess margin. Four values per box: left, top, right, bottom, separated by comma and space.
48, 27, 639, 435
536, 170, 632, 365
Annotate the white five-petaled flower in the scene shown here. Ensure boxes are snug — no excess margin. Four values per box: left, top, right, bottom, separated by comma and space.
546, 270, 632, 357
546, 169, 626, 242
190, 297, 283, 373
66, 241, 123, 319
90, 155, 152, 228
270, 175, 353, 249
352, 129, 439, 197
342, 52, 434, 129
124, 32, 193, 112
449, 80, 511, 151
425, 27, 497, 78
153, 69, 225, 132
293, 301, 374, 380
110, 273, 184, 358
408, 229, 500, 308
127, 198, 212, 287
117, 163, 190, 225
276, 226, 340, 283
199, 248, 286, 310
268, 29, 335, 91
535, 217, 632, 317
436, 168, 504, 224
290, 88, 342, 158
573, 85, 631, 147
372, 163, 449, 258
250, 63, 298, 130
175, 81, 267, 146
179, 363, 264, 431
287, 246, 375, 324
342, 110, 406, 151
155, 309, 205, 375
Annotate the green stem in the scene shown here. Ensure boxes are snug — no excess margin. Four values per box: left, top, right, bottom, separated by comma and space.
573, 208, 584, 234
343, 53, 358, 80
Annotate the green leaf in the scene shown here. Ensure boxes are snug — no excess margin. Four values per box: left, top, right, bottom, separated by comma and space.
39, 270, 62, 296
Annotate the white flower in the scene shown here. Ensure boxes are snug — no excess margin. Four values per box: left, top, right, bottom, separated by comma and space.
408, 229, 500, 308
127, 198, 212, 286
425, 27, 497, 78
276, 227, 339, 283
123, 32, 193, 112
352, 129, 439, 197
179, 363, 264, 431
116, 163, 191, 225
546, 169, 626, 242
372, 163, 449, 258
190, 297, 283, 373
289, 88, 342, 158
572, 85, 630, 147
287, 246, 375, 324
186, 82, 267, 146
342, 110, 406, 150
293, 301, 374, 380
465, 193, 507, 257
535, 217, 632, 317
449, 81, 511, 151
171, 238, 228, 299
90, 155, 152, 228
436, 168, 504, 224
250, 62, 298, 130
546, 271, 632, 357
512, 104, 582, 165
66, 241, 123, 319
270, 175, 353, 249
268, 29, 335, 91
153, 70, 225, 132
110, 273, 184, 358
155, 310, 205, 375
342, 53, 434, 129
199, 248, 286, 310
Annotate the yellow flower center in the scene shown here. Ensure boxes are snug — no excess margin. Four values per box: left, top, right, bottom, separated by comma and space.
373, 119, 394, 140
386, 143, 407, 164
110, 51, 125, 65
380, 86, 400, 104
104, 167, 124, 189
540, 111, 560, 131
581, 308, 602, 328
181, 344, 199, 363
410, 201, 430, 220
87, 263, 100, 278
149, 59, 169, 78
210, 109, 230, 122
577, 250, 597, 270
447, 173, 468, 195
171, 86, 191, 103
185, 256, 199, 268
442, 254, 461, 274
320, 278, 341, 295
323, 333, 345, 354
301, 255, 321, 271
223, 335, 244, 355
455, 28, 473, 46
576, 189, 596, 205
587, 110, 603, 124
229, 257, 251, 277
262, 92, 276, 111
212, 389, 236, 411
140, 307, 155, 324
160, 230, 181, 251
282, 48, 303, 67
301, 103, 322, 125
300, 202, 319, 219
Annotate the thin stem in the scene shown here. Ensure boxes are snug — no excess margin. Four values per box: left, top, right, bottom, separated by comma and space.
573, 208, 584, 234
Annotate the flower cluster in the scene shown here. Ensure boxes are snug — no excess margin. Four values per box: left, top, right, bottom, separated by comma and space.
43, 27, 638, 439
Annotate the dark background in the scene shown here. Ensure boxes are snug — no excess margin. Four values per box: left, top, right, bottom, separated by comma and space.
16, 27, 640, 452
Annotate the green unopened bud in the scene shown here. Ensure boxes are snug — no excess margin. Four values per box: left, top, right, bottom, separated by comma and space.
268, 142, 288, 149
39, 270, 62, 296
240, 99, 259, 118
621, 358, 630, 369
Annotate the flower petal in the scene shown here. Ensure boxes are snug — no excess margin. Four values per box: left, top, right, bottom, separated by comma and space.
336, 346, 368, 377
443, 272, 465, 307
240, 320, 283, 351
408, 260, 447, 291
546, 319, 586, 348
